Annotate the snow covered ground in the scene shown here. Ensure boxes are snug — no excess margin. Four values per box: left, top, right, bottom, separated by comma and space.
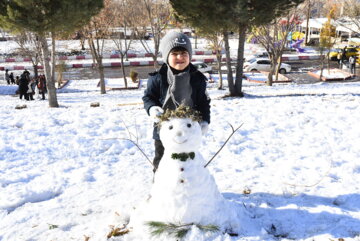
0, 76, 360, 241
1, 35, 359, 240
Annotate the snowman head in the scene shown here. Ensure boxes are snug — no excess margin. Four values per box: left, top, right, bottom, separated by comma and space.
158, 106, 203, 153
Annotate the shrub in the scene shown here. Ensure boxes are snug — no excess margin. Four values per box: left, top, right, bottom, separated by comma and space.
129, 69, 138, 83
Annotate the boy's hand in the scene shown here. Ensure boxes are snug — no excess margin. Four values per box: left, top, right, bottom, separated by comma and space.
200, 121, 209, 135
149, 106, 164, 122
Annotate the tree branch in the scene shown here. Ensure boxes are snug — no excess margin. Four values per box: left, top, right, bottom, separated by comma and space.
204, 123, 243, 168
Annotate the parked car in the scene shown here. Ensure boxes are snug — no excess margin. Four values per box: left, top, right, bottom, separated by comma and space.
220, 64, 237, 73
244, 52, 269, 62
328, 47, 360, 61
192, 61, 213, 74
328, 48, 342, 61
243, 58, 291, 74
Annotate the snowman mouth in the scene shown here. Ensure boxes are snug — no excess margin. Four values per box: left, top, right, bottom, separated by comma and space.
173, 139, 187, 144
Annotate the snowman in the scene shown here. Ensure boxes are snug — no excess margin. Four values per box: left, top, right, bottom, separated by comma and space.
128, 106, 240, 238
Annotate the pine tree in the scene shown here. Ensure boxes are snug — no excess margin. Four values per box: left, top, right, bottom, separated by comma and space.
170, 0, 304, 96
0, 0, 103, 107
170, 0, 239, 95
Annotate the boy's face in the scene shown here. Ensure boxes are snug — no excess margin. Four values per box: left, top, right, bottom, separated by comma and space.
168, 49, 190, 71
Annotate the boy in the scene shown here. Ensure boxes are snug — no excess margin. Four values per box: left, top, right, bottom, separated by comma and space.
142, 31, 211, 172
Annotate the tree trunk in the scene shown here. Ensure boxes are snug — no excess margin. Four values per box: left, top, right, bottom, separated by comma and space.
98, 57, 106, 94
223, 31, 235, 93
80, 38, 85, 50
267, 66, 274, 86
267, 55, 275, 86
234, 24, 247, 97
320, 53, 324, 81
120, 54, 128, 88
305, 0, 311, 46
152, 52, 160, 70
88, 38, 106, 94
39, 35, 59, 107
216, 50, 223, 89
51, 34, 56, 86
33, 65, 39, 79
195, 33, 197, 49
275, 55, 281, 81
57, 72, 63, 88
152, 36, 160, 70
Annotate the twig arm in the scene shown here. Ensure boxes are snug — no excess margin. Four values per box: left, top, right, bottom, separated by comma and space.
100, 137, 154, 168
204, 123, 243, 168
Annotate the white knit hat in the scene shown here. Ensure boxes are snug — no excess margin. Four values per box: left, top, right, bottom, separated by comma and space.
160, 31, 192, 64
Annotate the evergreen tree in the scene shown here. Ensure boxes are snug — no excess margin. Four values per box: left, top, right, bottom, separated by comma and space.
171, 0, 304, 96
0, 0, 103, 107
170, 0, 238, 95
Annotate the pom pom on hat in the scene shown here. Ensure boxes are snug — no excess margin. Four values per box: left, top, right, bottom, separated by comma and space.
160, 31, 192, 64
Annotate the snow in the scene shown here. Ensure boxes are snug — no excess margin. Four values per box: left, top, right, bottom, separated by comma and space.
1, 38, 360, 241
1, 77, 360, 241
314, 69, 351, 79
128, 117, 240, 240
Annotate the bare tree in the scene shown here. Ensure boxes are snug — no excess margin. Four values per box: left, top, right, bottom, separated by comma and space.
84, 0, 114, 94
111, 0, 137, 88
298, 0, 315, 45
338, 0, 360, 35
74, 30, 86, 51
251, 11, 299, 86
202, 32, 224, 89
14, 32, 42, 78
134, 0, 171, 70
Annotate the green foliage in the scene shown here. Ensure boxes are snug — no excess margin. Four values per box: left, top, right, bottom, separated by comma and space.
320, 6, 337, 49
170, 0, 235, 34
158, 104, 202, 124
170, 0, 305, 32
146, 221, 219, 239
0, 0, 104, 35
171, 152, 195, 162
48, 224, 59, 230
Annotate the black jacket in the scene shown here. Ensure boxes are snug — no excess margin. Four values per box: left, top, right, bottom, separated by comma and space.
142, 63, 211, 140
18, 76, 29, 93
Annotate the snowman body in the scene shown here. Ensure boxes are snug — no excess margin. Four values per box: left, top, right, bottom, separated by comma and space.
130, 117, 239, 231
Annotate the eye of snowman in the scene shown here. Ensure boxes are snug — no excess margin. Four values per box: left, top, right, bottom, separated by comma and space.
187, 123, 192, 128
169, 125, 173, 130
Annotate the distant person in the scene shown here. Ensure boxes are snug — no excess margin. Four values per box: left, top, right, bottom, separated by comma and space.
341, 46, 347, 63
4, 69, 10, 85
27, 78, 35, 100
37, 74, 47, 100
15, 76, 20, 85
337, 51, 342, 68
18, 74, 29, 100
349, 56, 356, 75
22, 69, 31, 85
9, 72, 15, 84
23, 69, 30, 77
